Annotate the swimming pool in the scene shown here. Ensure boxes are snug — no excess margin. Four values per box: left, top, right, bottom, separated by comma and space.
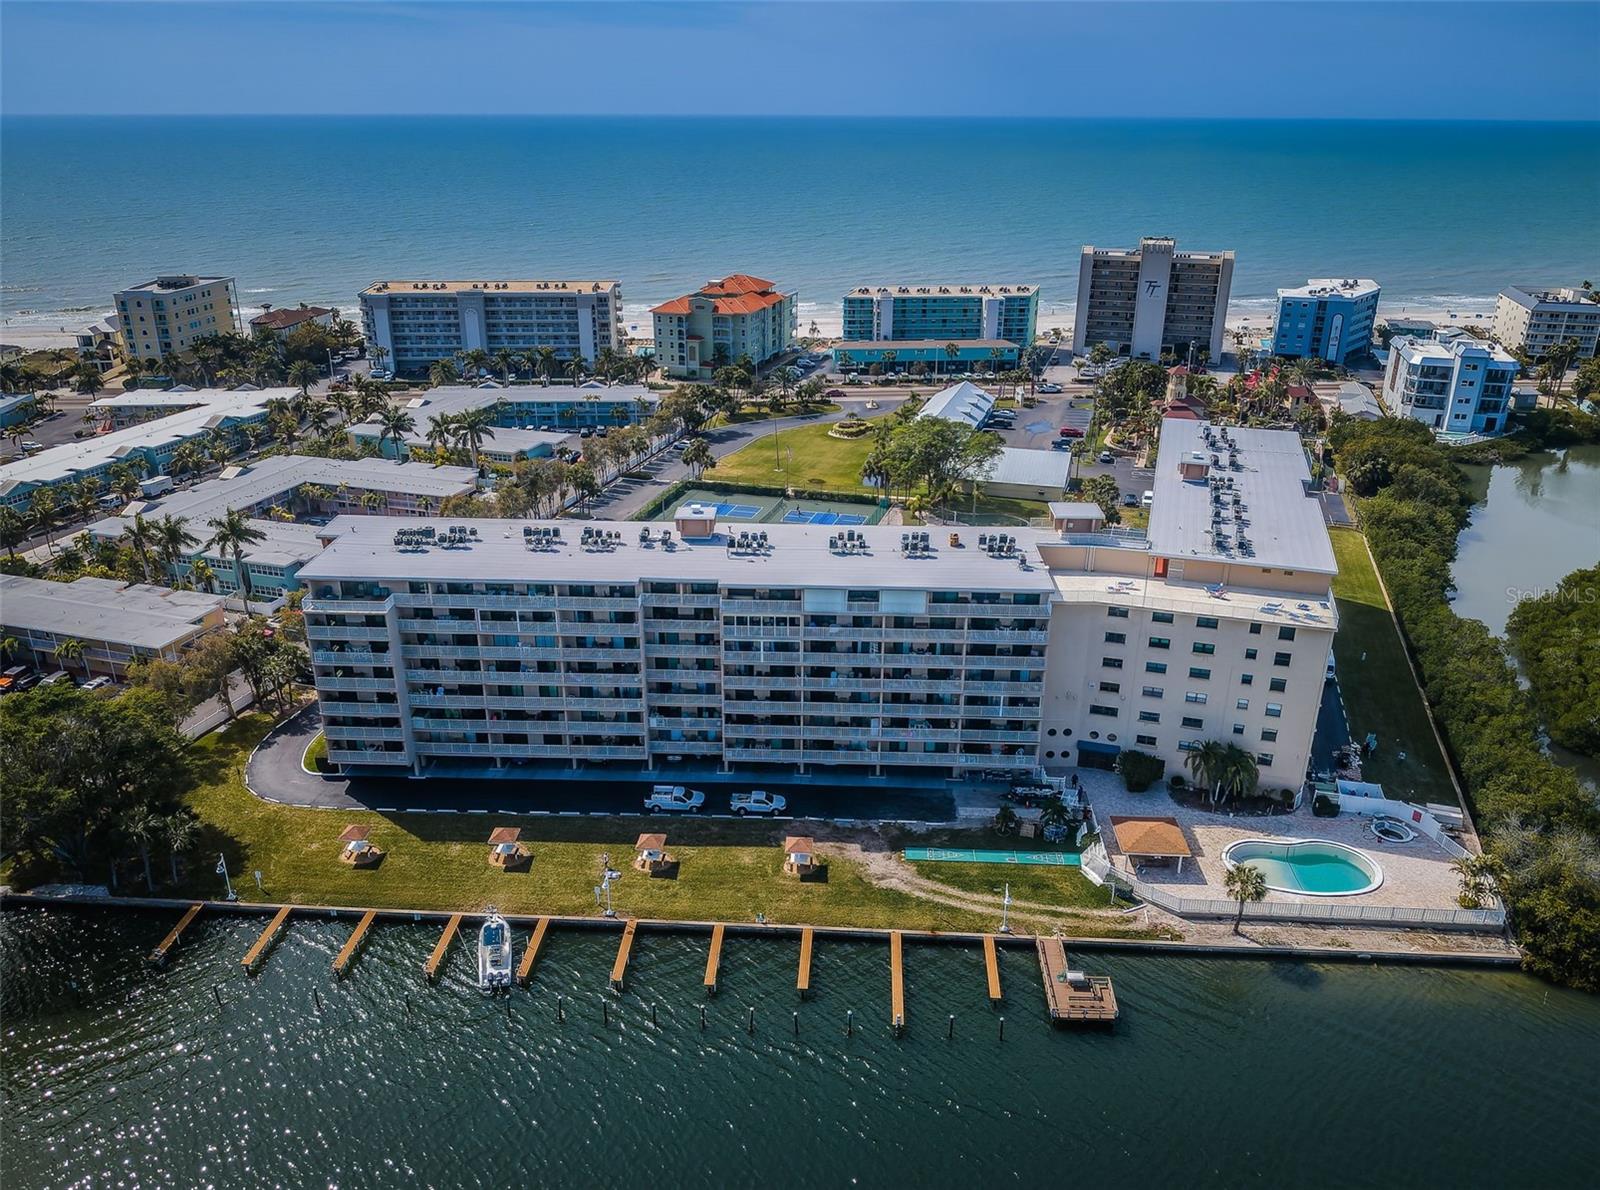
1221, 838, 1383, 897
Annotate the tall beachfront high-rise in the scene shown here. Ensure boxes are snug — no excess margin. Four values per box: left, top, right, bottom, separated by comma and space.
113, 275, 240, 362
1072, 237, 1234, 364
1492, 286, 1600, 360
837, 283, 1038, 374
358, 280, 624, 377
650, 274, 798, 379
1271, 279, 1380, 366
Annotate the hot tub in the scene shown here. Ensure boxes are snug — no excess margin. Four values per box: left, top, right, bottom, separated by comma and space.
1222, 838, 1383, 897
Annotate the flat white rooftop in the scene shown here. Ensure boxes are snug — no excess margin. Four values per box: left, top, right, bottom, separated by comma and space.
1278, 279, 1380, 300
1499, 285, 1596, 310
0, 574, 224, 650
1052, 571, 1338, 630
362, 280, 620, 296
302, 516, 1062, 593
1147, 419, 1336, 575
846, 284, 1037, 297
983, 447, 1070, 489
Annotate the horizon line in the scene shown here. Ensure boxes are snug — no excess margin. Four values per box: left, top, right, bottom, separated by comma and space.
5, 112, 1599, 125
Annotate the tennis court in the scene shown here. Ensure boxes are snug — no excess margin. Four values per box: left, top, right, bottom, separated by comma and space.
782, 507, 868, 526
902, 848, 1082, 867
668, 488, 886, 526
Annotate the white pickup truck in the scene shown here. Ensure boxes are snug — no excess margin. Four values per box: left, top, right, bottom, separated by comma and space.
730, 789, 787, 816
644, 784, 705, 814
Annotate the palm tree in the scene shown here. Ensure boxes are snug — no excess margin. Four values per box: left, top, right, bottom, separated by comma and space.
428, 358, 460, 388
287, 359, 320, 396
992, 804, 1019, 835
1451, 854, 1500, 909
368, 344, 389, 374
944, 342, 960, 375
123, 806, 162, 891
190, 557, 217, 594
205, 509, 268, 611
1183, 740, 1227, 801
566, 354, 587, 387
169, 442, 205, 482
156, 514, 199, 575
360, 489, 386, 512
1038, 796, 1073, 831
55, 636, 86, 680
29, 487, 59, 552
534, 346, 558, 386
118, 514, 156, 582
453, 405, 497, 471
1, 636, 19, 665
681, 437, 715, 478
163, 812, 200, 884
72, 359, 103, 395
109, 464, 142, 505
1223, 862, 1268, 934
493, 348, 517, 385
375, 407, 417, 462
1213, 743, 1260, 806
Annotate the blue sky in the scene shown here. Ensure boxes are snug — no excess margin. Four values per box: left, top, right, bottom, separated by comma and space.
3, 1, 1598, 119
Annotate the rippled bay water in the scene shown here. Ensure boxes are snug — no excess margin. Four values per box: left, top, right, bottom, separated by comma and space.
3, 907, 1597, 1187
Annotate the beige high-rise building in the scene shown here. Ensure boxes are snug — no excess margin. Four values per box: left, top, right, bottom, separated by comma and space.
114, 275, 240, 362
1073, 237, 1234, 364
1492, 286, 1600, 361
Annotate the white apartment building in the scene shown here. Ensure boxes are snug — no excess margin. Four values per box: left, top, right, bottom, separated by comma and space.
0, 574, 226, 678
359, 280, 625, 376
301, 422, 1333, 791
1072, 237, 1234, 364
651, 274, 798, 379
1492, 286, 1600, 360
1380, 329, 1520, 436
114, 275, 241, 362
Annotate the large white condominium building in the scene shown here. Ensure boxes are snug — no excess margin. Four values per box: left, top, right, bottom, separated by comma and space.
1492, 285, 1600, 360
359, 280, 625, 376
1072, 237, 1234, 364
114, 275, 241, 362
1381, 328, 1520, 437
302, 421, 1334, 791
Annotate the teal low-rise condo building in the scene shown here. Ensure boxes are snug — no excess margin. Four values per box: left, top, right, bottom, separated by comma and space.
837, 283, 1038, 374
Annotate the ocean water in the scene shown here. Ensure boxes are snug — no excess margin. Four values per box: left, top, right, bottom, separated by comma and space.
2, 116, 1597, 337
4, 906, 1599, 1187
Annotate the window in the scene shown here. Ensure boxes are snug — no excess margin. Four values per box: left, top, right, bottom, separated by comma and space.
1181, 716, 1204, 729
1192, 642, 1216, 655
1107, 607, 1129, 619
1138, 710, 1160, 723
1265, 703, 1283, 718
1232, 723, 1245, 736
1240, 673, 1254, 686
1189, 666, 1211, 680
1261, 728, 1278, 742
1149, 636, 1170, 650
1146, 661, 1167, 674
1141, 686, 1164, 699
1236, 698, 1249, 710
1245, 648, 1258, 660
1102, 657, 1123, 669
1269, 677, 1287, 692
1089, 704, 1118, 717
1197, 616, 1219, 630
1274, 652, 1292, 667
1105, 631, 1126, 644
1185, 692, 1207, 704
1136, 734, 1158, 747
1178, 739, 1199, 752
1151, 611, 1174, 624
1249, 622, 1262, 635
1278, 626, 1297, 641
1257, 753, 1274, 766
1099, 681, 1121, 693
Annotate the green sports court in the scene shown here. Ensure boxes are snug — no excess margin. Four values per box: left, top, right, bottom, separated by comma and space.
668, 488, 887, 527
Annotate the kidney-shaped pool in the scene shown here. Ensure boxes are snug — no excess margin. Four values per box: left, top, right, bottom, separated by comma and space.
1222, 837, 1383, 896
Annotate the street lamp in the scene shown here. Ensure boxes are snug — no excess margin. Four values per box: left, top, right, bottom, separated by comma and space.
215, 853, 239, 902
594, 854, 621, 918
999, 882, 1013, 934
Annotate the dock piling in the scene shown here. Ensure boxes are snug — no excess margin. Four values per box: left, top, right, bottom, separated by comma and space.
999, 1015, 1005, 1042
747, 1006, 755, 1035
557, 995, 564, 1023
793, 1011, 799, 1036
423, 913, 461, 982
240, 905, 293, 974
700, 1004, 706, 1031
948, 1013, 955, 1039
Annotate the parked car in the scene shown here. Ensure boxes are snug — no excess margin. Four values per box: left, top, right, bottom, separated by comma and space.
81, 676, 115, 692
824, 389, 846, 401
1141, 489, 1155, 508
368, 368, 392, 380
1058, 426, 1084, 438
0, 666, 31, 693
1326, 655, 1337, 681
730, 789, 788, 816
1122, 491, 1140, 508
644, 784, 705, 814
1038, 382, 1063, 394
39, 670, 75, 688
20, 441, 44, 453
1051, 438, 1072, 451
1097, 450, 1115, 464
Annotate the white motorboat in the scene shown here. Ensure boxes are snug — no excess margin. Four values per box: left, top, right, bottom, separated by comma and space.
477, 909, 513, 991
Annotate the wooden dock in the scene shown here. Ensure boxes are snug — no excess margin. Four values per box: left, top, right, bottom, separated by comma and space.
332, 910, 376, 979
983, 934, 1003, 1004
149, 902, 203, 965
703, 923, 725, 995
797, 926, 814, 997
1035, 937, 1118, 1024
609, 919, 637, 992
423, 913, 461, 982
240, 905, 292, 974
889, 930, 905, 1034
516, 916, 550, 987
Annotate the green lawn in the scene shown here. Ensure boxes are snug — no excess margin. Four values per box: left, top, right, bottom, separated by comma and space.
907, 861, 1115, 909
1328, 528, 1459, 806
940, 492, 1052, 525
714, 401, 840, 426
710, 421, 877, 493
166, 715, 1159, 938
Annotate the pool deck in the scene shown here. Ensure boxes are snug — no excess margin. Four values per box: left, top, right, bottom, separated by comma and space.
1086, 771, 1468, 913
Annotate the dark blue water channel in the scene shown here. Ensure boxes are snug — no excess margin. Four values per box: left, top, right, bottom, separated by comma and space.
3, 906, 1596, 1187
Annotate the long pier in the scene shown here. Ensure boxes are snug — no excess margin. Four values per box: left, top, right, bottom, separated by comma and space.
797, 927, 814, 997
609, 919, 637, 992
149, 903, 203, 965
332, 910, 377, 978
517, 916, 550, 987
983, 934, 1003, 1004
704, 923, 725, 995
423, 913, 461, 982
889, 930, 905, 1034
240, 905, 292, 974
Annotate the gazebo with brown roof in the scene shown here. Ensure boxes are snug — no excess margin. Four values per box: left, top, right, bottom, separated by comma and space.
487, 826, 528, 868
783, 836, 818, 876
634, 832, 673, 875
337, 824, 382, 867
1109, 816, 1192, 873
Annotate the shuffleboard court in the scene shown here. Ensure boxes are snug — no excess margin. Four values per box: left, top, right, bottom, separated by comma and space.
903, 848, 1082, 867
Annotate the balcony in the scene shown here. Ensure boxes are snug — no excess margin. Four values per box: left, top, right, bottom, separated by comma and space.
394, 592, 560, 611
304, 597, 393, 615
315, 676, 395, 691
312, 649, 387, 665
325, 725, 405, 742
327, 748, 408, 766
306, 623, 389, 642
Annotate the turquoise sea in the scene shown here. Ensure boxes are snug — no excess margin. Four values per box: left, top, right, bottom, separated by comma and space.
2, 116, 1598, 337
